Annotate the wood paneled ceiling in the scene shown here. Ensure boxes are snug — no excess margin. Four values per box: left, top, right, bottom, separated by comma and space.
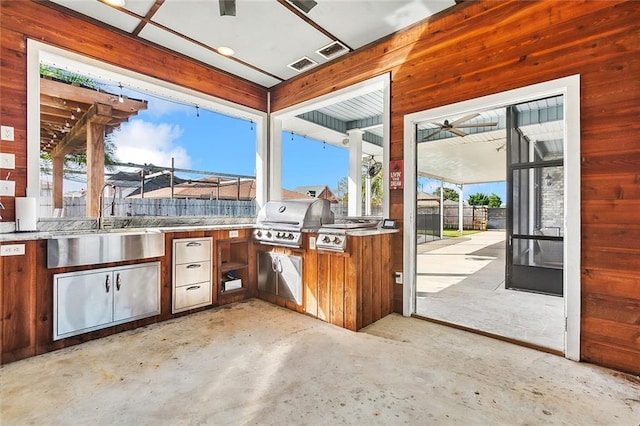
42, 0, 457, 88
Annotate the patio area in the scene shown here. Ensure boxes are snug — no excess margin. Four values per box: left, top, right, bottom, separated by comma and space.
415, 230, 565, 352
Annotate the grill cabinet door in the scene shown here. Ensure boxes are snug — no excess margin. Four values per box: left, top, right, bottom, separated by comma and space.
258, 251, 277, 295
275, 253, 302, 305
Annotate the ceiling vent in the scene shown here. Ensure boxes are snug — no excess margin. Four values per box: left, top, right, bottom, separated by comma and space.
316, 41, 348, 60
287, 56, 318, 73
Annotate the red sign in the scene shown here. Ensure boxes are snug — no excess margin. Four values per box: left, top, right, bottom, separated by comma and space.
389, 160, 403, 190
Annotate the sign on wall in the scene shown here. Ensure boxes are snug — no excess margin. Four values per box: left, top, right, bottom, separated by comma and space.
389, 160, 403, 190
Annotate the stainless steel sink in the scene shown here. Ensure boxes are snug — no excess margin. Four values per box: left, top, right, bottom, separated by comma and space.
47, 229, 165, 268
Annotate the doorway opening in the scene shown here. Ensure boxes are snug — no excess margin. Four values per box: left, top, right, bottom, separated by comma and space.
414, 96, 564, 352
403, 76, 581, 360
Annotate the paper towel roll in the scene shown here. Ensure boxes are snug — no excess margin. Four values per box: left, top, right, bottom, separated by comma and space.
15, 197, 37, 231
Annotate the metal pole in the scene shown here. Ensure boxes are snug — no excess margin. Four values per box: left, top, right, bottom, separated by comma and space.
171, 157, 175, 199
440, 179, 444, 239
140, 169, 145, 199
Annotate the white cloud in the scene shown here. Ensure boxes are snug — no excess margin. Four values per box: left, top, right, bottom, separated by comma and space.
111, 120, 191, 169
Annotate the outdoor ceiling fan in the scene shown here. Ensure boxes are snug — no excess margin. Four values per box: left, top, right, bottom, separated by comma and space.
421, 113, 498, 141
219, 0, 317, 16
366, 155, 382, 178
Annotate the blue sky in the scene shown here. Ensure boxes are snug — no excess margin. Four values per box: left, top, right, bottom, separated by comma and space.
110, 88, 349, 192
68, 85, 505, 202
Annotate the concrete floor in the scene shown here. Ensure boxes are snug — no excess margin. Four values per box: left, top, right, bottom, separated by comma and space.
416, 231, 564, 351
1, 300, 639, 425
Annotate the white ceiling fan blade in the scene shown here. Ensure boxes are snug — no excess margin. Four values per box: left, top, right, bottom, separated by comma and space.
421, 128, 443, 141
450, 113, 479, 127
448, 128, 468, 137
454, 121, 498, 128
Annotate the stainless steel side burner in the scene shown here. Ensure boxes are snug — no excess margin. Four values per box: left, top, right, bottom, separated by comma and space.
315, 217, 380, 252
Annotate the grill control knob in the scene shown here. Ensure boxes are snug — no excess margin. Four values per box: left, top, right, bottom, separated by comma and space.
333, 237, 342, 244
266, 231, 272, 238
276, 232, 282, 238
288, 233, 295, 240
256, 230, 263, 237
322, 236, 331, 243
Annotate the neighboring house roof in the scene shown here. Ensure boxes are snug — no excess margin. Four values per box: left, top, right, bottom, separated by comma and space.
293, 185, 336, 201
128, 177, 308, 201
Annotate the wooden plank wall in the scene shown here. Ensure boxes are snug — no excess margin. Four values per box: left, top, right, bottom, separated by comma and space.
0, 0, 268, 222
0, 0, 638, 374
270, 1, 640, 374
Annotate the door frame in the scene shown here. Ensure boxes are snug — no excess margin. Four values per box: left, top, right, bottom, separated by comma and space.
403, 75, 581, 360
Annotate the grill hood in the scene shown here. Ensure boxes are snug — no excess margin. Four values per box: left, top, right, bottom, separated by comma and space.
256, 198, 334, 230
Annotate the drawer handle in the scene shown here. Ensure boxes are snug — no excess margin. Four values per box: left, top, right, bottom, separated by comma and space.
186, 285, 201, 291
186, 264, 202, 269
186, 242, 202, 247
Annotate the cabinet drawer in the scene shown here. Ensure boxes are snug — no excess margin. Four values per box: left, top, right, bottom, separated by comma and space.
174, 238, 211, 264
174, 281, 212, 312
175, 261, 211, 286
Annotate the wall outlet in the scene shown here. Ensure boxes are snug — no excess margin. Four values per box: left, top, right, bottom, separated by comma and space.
1, 126, 15, 141
0, 153, 15, 169
0, 180, 15, 196
229, 230, 239, 238
1, 244, 25, 256
395, 272, 403, 284
309, 236, 316, 250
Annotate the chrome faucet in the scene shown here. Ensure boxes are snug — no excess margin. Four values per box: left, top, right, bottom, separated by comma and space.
98, 183, 118, 230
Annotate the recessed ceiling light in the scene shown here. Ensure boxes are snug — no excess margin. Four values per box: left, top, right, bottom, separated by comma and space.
103, 0, 125, 6
218, 46, 235, 57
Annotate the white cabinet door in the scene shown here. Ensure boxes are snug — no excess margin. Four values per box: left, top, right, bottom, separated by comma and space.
113, 263, 160, 322
55, 270, 113, 339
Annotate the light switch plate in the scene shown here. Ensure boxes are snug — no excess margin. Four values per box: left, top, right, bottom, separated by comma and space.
1, 126, 15, 141
1, 244, 26, 256
0, 180, 15, 196
0, 153, 15, 169
229, 230, 239, 238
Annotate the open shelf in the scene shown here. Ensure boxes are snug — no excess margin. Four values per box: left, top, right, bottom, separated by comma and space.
217, 238, 249, 296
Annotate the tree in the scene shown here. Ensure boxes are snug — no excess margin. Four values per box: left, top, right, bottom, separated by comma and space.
335, 176, 348, 204
468, 192, 502, 207
487, 193, 502, 207
334, 169, 384, 206
434, 186, 459, 202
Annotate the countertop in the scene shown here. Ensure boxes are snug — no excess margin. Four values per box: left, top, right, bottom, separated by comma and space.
0, 217, 399, 242
0, 220, 256, 242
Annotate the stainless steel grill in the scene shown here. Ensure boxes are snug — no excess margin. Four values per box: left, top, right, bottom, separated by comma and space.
253, 198, 334, 247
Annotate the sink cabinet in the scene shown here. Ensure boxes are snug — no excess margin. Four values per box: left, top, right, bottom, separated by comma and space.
53, 262, 160, 340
